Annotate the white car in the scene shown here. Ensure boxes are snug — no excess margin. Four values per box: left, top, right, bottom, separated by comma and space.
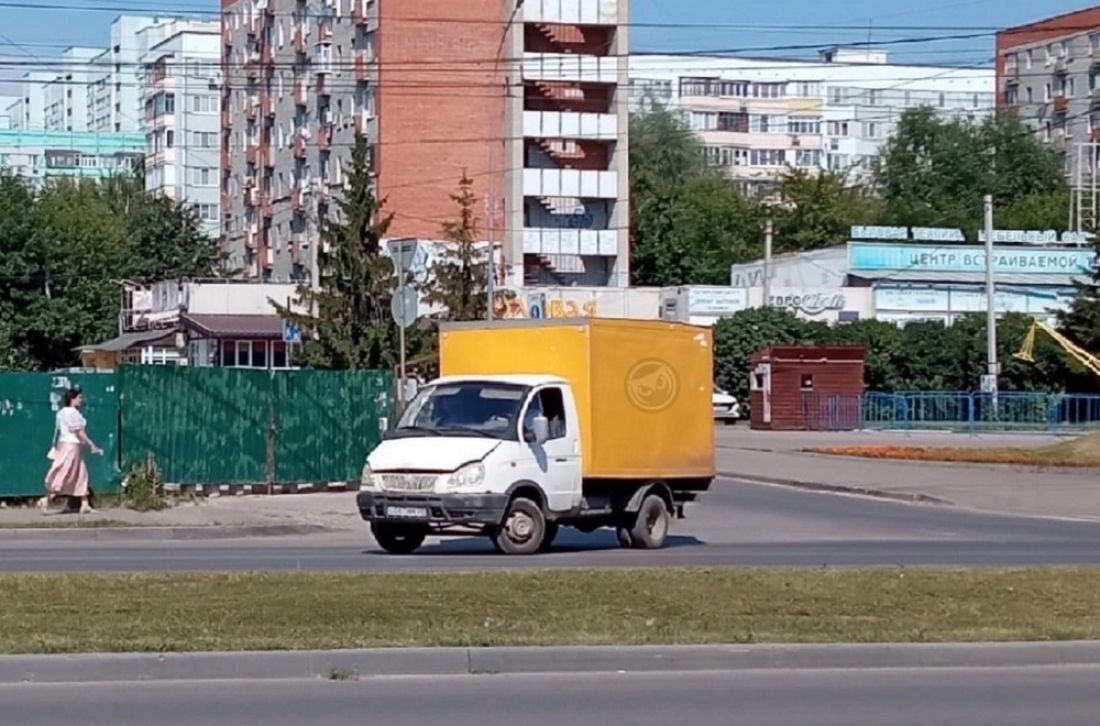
712, 387, 741, 423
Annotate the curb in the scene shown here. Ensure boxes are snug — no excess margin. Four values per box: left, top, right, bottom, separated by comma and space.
0, 524, 334, 542
719, 472, 954, 505
2, 642, 1099, 683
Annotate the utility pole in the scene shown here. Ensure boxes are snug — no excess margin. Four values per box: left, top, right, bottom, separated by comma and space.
983, 194, 999, 403
762, 218, 774, 309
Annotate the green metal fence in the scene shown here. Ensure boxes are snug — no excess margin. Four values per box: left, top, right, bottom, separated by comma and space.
118, 366, 394, 486
0, 372, 121, 497
0, 367, 394, 496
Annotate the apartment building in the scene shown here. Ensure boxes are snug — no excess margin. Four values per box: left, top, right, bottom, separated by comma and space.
220, 0, 630, 286
141, 20, 222, 237
996, 6, 1100, 228
0, 128, 144, 185
631, 49, 994, 194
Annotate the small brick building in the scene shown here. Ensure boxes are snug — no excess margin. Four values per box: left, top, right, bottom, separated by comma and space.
749, 345, 866, 431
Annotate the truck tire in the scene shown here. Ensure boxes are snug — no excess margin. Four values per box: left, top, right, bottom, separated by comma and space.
491, 497, 545, 555
629, 494, 670, 550
615, 526, 634, 549
371, 523, 427, 555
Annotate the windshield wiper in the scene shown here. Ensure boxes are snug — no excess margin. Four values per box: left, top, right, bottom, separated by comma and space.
391, 425, 443, 437
436, 425, 503, 439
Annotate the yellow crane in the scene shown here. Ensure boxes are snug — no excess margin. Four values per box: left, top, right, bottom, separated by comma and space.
1014, 321, 1100, 380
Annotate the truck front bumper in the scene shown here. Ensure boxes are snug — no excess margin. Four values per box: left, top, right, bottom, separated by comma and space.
357, 490, 509, 526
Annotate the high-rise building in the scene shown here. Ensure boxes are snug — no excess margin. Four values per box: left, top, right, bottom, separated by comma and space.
631, 49, 995, 195
141, 19, 222, 238
220, 0, 630, 285
995, 7, 1100, 230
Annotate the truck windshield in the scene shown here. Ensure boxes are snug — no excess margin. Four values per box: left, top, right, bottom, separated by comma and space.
389, 382, 528, 440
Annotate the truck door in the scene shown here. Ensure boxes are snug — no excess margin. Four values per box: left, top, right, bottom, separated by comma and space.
521, 386, 582, 513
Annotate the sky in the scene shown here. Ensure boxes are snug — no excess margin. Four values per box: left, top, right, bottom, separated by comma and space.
0, 0, 1098, 96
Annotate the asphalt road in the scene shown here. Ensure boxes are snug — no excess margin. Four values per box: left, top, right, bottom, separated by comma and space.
5, 477, 1100, 573
5, 667, 1100, 726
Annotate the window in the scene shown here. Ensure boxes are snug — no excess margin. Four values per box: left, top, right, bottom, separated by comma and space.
827, 120, 850, 136
752, 82, 785, 98
232, 340, 251, 367
1067, 77, 1076, 97
793, 81, 821, 98
166, 130, 175, 148
1006, 86, 1019, 105
717, 111, 748, 132
795, 149, 821, 167
190, 167, 217, 186
788, 116, 821, 135
719, 80, 748, 98
864, 122, 878, 139
251, 342, 267, 369
197, 204, 219, 221
523, 388, 567, 441
190, 131, 217, 148
272, 341, 291, 369
749, 149, 785, 166
1025, 49, 1034, 69
190, 95, 217, 113
1005, 52, 1018, 72
938, 92, 946, 107
1026, 86, 1034, 103
679, 77, 714, 96
1044, 121, 1052, 142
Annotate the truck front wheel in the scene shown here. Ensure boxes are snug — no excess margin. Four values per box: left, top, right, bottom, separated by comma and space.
371, 523, 427, 555
491, 497, 545, 555
629, 494, 670, 550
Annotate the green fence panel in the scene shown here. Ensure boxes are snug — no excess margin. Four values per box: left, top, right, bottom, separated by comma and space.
120, 366, 271, 484
273, 369, 395, 483
0, 372, 120, 497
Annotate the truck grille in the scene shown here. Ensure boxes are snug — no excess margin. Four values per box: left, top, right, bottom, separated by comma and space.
380, 474, 438, 492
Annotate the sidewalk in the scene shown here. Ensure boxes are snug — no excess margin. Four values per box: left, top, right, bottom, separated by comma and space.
717, 428, 1100, 520
0, 492, 362, 536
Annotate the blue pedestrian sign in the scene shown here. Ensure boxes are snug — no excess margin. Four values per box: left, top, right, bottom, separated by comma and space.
282, 320, 302, 344
526, 292, 546, 320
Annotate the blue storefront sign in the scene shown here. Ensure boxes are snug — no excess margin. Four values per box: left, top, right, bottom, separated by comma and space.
849, 243, 1095, 275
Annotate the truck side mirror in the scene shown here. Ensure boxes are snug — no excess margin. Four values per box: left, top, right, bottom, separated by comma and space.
531, 415, 550, 445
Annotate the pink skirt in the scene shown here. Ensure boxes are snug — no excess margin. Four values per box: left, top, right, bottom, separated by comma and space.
44, 442, 89, 497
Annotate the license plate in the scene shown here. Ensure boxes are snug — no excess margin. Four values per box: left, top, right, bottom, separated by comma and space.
386, 505, 428, 519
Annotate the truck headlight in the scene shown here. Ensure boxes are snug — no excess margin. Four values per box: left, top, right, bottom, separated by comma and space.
360, 461, 376, 489
446, 462, 485, 491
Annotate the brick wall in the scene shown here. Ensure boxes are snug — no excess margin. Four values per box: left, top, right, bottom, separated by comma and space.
377, 0, 509, 240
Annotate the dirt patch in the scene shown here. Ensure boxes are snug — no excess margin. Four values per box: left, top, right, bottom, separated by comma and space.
808, 433, 1100, 467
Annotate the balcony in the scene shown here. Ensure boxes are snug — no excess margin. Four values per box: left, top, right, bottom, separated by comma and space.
261, 195, 273, 219
246, 142, 260, 165
354, 52, 372, 83
261, 41, 275, 65
293, 26, 307, 55
293, 133, 307, 159
1054, 94, 1069, 114
291, 185, 305, 211
261, 94, 274, 118
355, 111, 376, 137
1092, 127, 1100, 142
294, 79, 308, 106
523, 110, 617, 140
523, 168, 618, 198
523, 227, 619, 256
352, 0, 372, 25
523, 0, 618, 25
522, 53, 618, 84
318, 124, 332, 151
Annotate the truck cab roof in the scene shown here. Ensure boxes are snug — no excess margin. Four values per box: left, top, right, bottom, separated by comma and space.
430, 374, 569, 388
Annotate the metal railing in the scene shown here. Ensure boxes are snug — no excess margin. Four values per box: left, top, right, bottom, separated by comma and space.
802, 391, 1100, 432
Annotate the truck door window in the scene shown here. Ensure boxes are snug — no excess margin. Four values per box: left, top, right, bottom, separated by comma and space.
523, 387, 567, 441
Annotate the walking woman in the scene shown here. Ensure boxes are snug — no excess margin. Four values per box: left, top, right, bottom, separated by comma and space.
42, 387, 102, 514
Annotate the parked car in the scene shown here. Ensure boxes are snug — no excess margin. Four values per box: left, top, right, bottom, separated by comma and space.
712, 387, 741, 423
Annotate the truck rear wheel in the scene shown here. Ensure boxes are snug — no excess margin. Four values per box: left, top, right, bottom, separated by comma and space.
371, 523, 427, 555
491, 497, 545, 555
629, 494, 670, 550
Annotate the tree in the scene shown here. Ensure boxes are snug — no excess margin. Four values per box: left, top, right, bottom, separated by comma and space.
875, 108, 1066, 232
712, 307, 827, 405
1059, 231, 1100, 357
826, 319, 905, 391
630, 106, 760, 286
770, 168, 878, 254
423, 172, 488, 321
273, 137, 399, 370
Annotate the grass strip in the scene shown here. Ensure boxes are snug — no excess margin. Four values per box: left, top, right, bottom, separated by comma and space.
2, 568, 1100, 654
806, 445, 1100, 467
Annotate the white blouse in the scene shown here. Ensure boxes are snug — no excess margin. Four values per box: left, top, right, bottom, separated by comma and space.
56, 406, 87, 444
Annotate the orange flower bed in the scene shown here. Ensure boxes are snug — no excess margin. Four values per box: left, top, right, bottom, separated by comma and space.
806, 445, 1100, 468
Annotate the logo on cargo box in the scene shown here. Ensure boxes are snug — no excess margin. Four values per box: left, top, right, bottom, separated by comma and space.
626, 359, 679, 412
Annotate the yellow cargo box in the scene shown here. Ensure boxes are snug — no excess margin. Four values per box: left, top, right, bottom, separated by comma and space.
439, 319, 715, 481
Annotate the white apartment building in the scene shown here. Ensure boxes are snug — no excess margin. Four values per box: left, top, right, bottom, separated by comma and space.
141, 19, 222, 237
630, 48, 995, 193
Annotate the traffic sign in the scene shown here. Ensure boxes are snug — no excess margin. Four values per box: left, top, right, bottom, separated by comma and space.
387, 238, 419, 274
282, 320, 302, 344
390, 285, 419, 329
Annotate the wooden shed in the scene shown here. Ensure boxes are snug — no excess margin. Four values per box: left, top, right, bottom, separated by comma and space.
749, 345, 866, 431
